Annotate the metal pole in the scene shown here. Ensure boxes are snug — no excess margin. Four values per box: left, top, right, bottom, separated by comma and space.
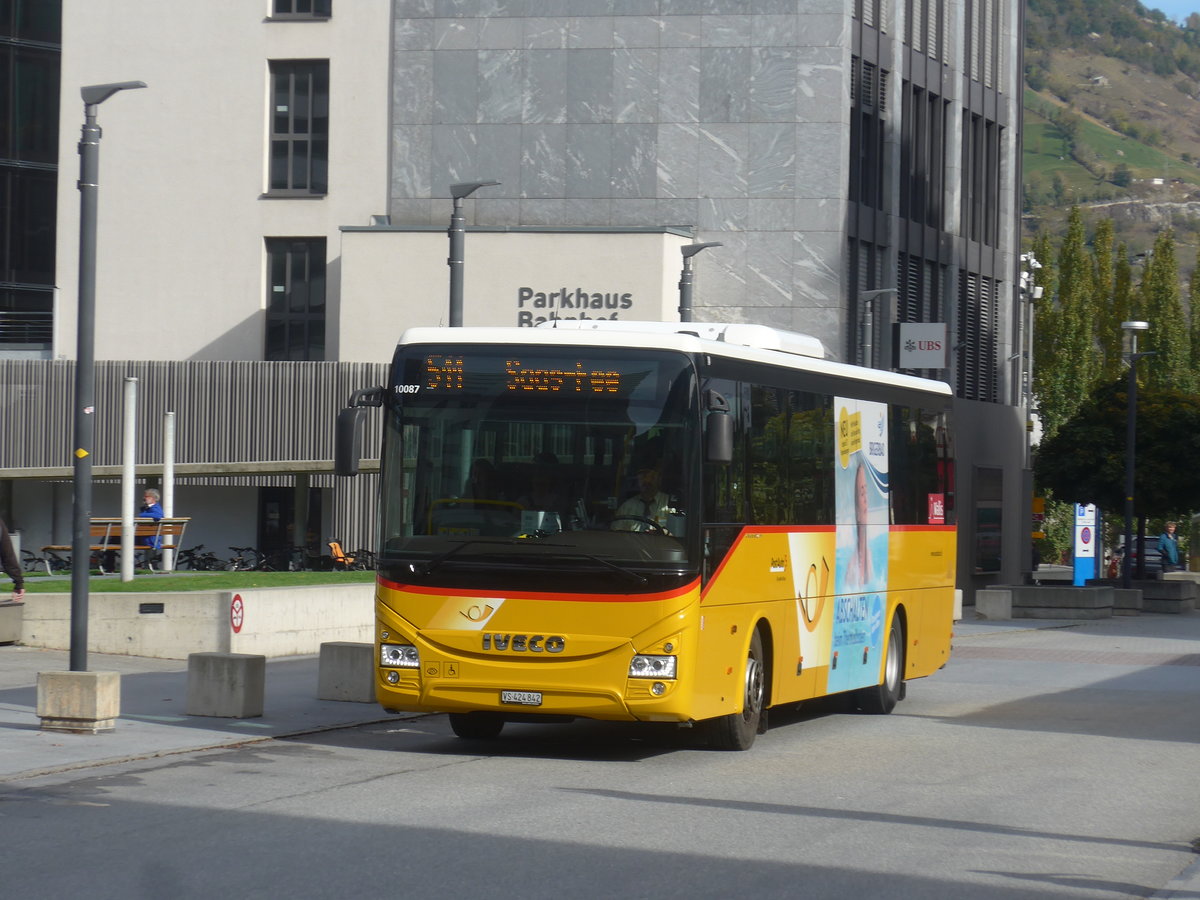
162, 411, 175, 572
1120, 320, 1150, 589
859, 289, 897, 368
69, 105, 102, 670
120, 376, 137, 582
677, 242, 722, 323
69, 81, 146, 671
447, 180, 499, 327
1123, 356, 1137, 590
448, 196, 466, 327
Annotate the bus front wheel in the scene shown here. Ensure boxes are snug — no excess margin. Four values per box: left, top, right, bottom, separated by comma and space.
856, 614, 904, 715
707, 628, 766, 751
448, 712, 505, 740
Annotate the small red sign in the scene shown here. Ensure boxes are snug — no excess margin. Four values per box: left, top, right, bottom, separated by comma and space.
928, 493, 945, 525
230, 594, 244, 633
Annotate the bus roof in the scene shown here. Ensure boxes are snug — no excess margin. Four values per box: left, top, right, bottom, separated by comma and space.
396, 321, 953, 397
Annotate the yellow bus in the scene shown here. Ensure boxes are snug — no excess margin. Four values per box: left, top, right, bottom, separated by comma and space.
336, 321, 955, 750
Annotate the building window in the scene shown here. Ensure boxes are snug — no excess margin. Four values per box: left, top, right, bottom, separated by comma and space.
268, 61, 328, 195
849, 58, 888, 212
899, 82, 946, 229
961, 113, 1002, 247
1, 1, 60, 351
956, 272, 998, 403
271, 0, 331, 18
265, 238, 326, 360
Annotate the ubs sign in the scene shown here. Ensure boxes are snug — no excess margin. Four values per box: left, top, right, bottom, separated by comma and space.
895, 322, 948, 369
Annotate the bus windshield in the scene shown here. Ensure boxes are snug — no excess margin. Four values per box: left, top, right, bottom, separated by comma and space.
379, 345, 699, 591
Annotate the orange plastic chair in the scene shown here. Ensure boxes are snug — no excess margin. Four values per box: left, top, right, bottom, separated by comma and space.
328, 540, 355, 570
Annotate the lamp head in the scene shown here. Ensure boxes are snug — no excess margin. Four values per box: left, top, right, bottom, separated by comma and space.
81, 81, 147, 108
450, 180, 501, 200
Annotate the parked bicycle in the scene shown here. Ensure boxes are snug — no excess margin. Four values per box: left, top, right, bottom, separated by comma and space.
225, 546, 272, 572
176, 545, 222, 571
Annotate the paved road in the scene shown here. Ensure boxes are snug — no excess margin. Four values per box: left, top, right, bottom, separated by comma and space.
1, 612, 1197, 899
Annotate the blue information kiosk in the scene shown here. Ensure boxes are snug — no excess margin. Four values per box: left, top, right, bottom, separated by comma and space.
1074, 503, 1100, 586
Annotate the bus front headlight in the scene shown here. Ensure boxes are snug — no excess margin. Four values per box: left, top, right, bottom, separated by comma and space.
629, 654, 677, 679
380, 643, 420, 668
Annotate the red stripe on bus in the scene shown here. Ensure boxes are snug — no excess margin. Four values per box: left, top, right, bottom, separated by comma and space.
378, 577, 699, 604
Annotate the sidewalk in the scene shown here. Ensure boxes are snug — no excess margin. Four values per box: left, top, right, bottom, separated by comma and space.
0, 645, 409, 782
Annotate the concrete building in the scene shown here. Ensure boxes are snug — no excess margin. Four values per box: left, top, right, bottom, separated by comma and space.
2, 0, 1027, 598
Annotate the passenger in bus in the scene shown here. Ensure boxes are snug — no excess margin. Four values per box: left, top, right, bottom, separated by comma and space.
517, 452, 565, 514
613, 463, 673, 531
464, 459, 502, 502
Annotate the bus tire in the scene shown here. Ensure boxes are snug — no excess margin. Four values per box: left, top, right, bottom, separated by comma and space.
708, 628, 766, 751
856, 614, 904, 715
448, 712, 505, 740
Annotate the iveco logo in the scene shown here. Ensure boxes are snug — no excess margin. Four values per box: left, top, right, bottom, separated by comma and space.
482, 633, 565, 653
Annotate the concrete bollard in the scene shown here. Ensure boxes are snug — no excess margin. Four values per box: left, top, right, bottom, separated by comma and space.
38, 670, 121, 734
186, 651, 265, 718
0, 600, 23, 644
318, 641, 376, 703
975, 589, 1013, 620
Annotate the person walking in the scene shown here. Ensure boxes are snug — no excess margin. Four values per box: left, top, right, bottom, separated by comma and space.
1, 517, 26, 602
1157, 521, 1182, 572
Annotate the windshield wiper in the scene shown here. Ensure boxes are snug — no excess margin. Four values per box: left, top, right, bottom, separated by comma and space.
535, 542, 648, 585
417, 538, 520, 576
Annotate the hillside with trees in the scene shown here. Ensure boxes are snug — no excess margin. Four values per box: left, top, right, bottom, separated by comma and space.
1024, 0, 1200, 258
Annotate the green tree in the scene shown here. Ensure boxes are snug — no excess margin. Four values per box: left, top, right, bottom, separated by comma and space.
1093, 219, 1123, 382
1189, 246, 1200, 386
1140, 229, 1192, 390
1037, 208, 1098, 437
1035, 378, 1200, 519
1030, 231, 1060, 433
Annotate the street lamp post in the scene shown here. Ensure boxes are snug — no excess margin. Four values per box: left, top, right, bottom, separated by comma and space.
1121, 320, 1151, 590
70, 81, 146, 673
677, 242, 722, 322
447, 180, 500, 327
859, 288, 898, 368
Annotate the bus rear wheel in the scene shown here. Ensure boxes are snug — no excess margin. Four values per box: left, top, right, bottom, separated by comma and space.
448, 712, 504, 740
708, 628, 766, 751
856, 614, 904, 715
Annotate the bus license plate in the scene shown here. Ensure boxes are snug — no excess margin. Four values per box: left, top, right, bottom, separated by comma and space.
501, 690, 542, 706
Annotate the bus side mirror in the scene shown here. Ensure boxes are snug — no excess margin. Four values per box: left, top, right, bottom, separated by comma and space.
705, 390, 733, 464
335, 408, 366, 476
335, 386, 383, 477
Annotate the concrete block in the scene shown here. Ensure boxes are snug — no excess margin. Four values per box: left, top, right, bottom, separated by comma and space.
1014, 605, 1113, 619
318, 641, 376, 703
1143, 595, 1196, 614
1010, 585, 1113, 619
1112, 588, 1143, 615
1143, 579, 1199, 601
186, 652, 265, 718
1011, 585, 1114, 609
37, 670, 121, 734
975, 589, 1012, 620
0, 600, 23, 643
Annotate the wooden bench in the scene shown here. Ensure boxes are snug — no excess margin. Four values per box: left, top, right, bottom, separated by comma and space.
42, 517, 191, 573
